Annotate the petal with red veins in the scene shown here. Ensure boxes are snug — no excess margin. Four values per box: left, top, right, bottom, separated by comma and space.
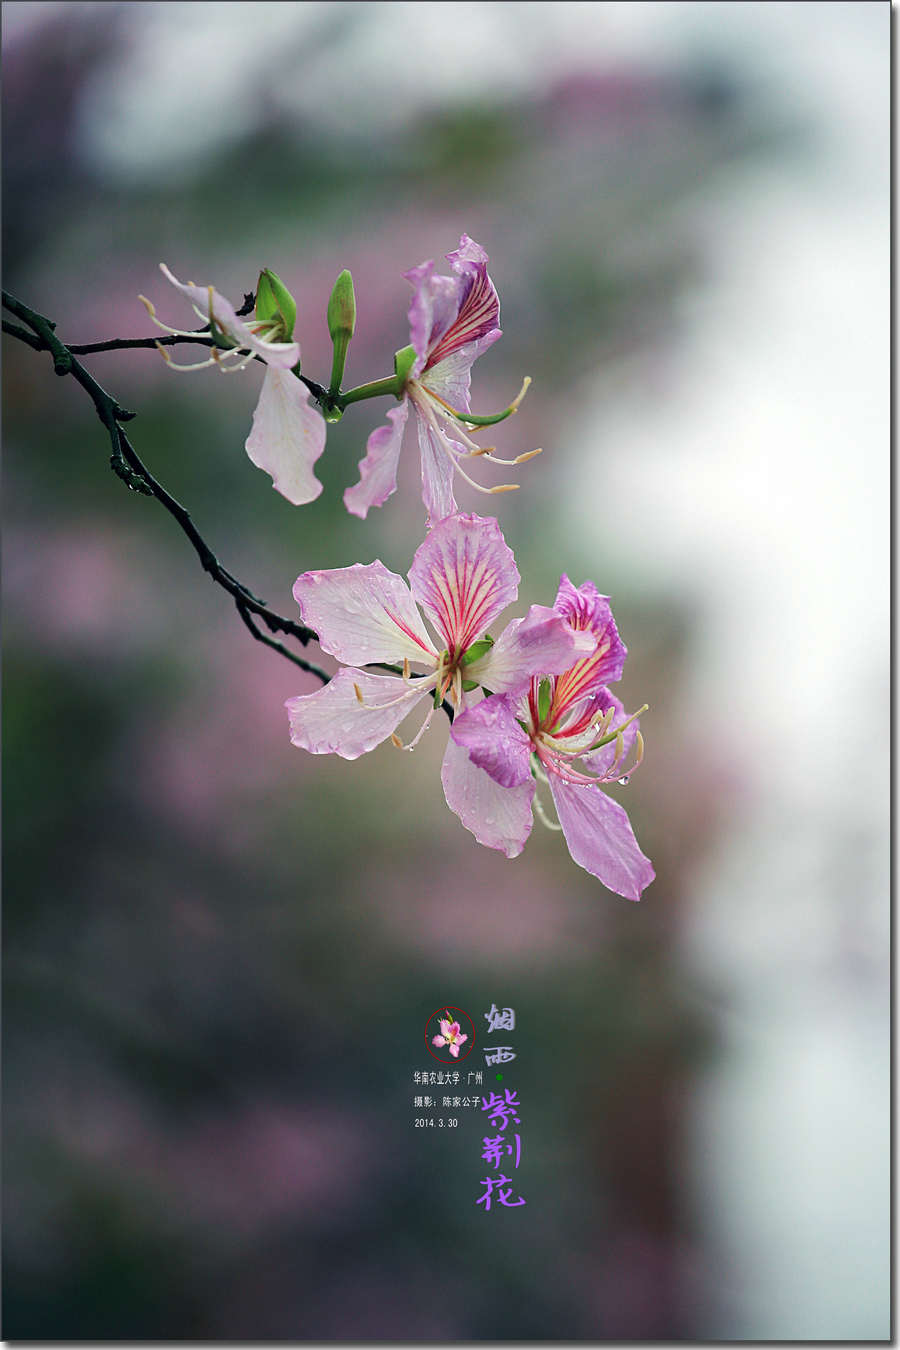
245, 366, 326, 505
552, 575, 627, 697
293, 562, 436, 666
409, 514, 519, 655
286, 669, 428, 760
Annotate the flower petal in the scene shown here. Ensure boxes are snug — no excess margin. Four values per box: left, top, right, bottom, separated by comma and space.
450, 696, 532, 788
343, 398, 409, 519
552, 576, 627, 703
412, 401, 459, 525
471, 605, 596, 696
405, 260, 458, 377
547, 775, 654, 900
293, 561, 437, 666
424, 235, 501, 376
159, 265, 299, 368
432, 1035, 447, 1046
441, 731, 534, 859
419, 330, 502, 413
286, 668, 427, 760
449, 1044, 460, 1057
409, 514, 519, 656
245, 366, 326, 505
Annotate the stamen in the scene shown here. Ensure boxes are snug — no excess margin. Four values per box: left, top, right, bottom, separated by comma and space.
353, 673, 438, 716
403, 658, 410, 682
533, 791, 563, 832
391, 734, 403, 748
154, 342, 217, 372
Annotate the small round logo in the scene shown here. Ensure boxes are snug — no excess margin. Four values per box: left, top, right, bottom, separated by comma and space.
426, 1007, 475, 1063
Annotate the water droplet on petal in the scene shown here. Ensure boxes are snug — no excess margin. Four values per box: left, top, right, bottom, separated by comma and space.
618, 775, 629, 785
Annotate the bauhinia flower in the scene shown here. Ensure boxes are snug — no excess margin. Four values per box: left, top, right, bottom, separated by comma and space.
343, 235, 539, 524
448, 577, 655, 900
140, 264, 327, 505
432, 1013, 468, 1057
285, 514, 592, 791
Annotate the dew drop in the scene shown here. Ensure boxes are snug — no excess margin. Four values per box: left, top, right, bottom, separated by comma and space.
618, 775, 629, 785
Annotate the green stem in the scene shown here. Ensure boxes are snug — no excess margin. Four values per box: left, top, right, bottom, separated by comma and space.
336, 373, 404, 407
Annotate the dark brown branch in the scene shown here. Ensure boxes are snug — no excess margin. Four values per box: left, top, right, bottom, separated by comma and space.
3, 290, 325, 676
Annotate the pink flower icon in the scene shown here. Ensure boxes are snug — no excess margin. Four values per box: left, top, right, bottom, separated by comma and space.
432, 1013, 468, 1058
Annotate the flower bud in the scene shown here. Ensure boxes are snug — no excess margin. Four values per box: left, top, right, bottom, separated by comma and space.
327, 269, 356, 395
327, 269, 356, 343
255, 269, 297, 341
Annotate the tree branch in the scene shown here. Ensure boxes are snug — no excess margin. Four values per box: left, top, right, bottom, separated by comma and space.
2, 290, 326, 677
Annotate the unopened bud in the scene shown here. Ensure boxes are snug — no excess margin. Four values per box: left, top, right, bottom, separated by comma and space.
327, 269, 356, 394
255, 269, 297, 340
327, 269, 356, 343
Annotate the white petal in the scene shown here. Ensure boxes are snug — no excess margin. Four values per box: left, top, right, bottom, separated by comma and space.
246, 366, 326, 505
286, 669, 427, 760
293, 561, 437, 666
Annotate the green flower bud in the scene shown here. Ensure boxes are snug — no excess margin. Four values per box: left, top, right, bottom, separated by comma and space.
255, 269, 297, 340
327, 269, 356, 395
327, 269, 356, 343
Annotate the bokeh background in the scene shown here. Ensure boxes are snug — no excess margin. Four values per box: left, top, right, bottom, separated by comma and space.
3, 1, 889, 1340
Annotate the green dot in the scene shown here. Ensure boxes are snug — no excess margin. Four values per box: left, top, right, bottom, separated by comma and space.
496, 1073, 503, 1080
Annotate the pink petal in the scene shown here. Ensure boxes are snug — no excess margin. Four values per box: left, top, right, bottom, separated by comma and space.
293, 561, 437, 666
343, 398, 409, 519
432, 1035, 447, 1047
159, 265, 299, 369
409, 515, 519, 656
449, 1044, 460, 1057
471, 605, 596, 696
547, 775, 654, 901
404, 260, 456, 377
552, 576, 627, 701
438, 1020, 453, 1036
412, 403, 459, 525
450, 696, 532, 788
286, 668, 427, 760
423, 236, 501, 374
447, 1023, 461, 1037
455, 1033, 468, 1045
245, 366, 326, 505
441, 731, 534, 859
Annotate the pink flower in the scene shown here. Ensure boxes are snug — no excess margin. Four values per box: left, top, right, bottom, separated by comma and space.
448, 577, 655, 900
285, 516, 592, 849
141, 265, 327, 505
432, 1015, 468, 1057
343, 235, 535, 525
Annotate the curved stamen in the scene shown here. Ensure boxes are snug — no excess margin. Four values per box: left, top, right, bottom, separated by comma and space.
353, 673, 437, 713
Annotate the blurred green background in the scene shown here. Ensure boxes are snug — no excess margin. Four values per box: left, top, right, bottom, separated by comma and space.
3, 2, 888, 1339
